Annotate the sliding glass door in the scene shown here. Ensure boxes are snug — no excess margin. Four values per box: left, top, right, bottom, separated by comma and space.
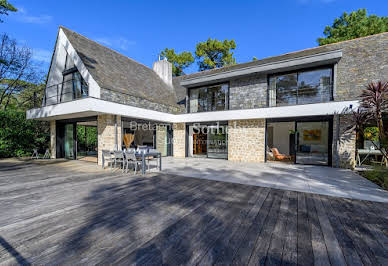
296, 121, 329, 165
64, 124, 75, 159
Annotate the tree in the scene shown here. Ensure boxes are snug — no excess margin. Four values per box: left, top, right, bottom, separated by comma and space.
195, 38, 236, 71
318, 9, 388, 46
344, 81, 388, 163
160, 48, 194, 76
0, 0, 17, 22
0, 33, 39, 110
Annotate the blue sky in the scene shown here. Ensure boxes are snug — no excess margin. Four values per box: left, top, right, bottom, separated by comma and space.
3, 0, 387, 75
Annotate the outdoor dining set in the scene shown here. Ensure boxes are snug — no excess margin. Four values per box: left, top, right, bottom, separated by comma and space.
101, 146, 162, 175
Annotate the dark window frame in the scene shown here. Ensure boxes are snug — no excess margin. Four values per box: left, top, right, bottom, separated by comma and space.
187, 82, 230, 113
267, 65, 334, 107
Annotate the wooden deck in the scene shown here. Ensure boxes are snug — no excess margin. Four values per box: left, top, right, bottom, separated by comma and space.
0, 159, 387, 265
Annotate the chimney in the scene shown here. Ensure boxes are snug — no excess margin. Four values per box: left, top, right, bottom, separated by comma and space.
153, 57, 172, 88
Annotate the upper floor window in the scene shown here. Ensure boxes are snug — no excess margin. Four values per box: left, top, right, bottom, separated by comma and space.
60, 53, 88, 102
189, 84, 229, 113
268, 67, 333, 107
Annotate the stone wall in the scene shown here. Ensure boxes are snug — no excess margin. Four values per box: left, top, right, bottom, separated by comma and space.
228, 119, 266, 162
100, 89, 184, 114
332, 114, 356, 169
334, 33, 388, 101
173, 123, 185, 158
229, 74, 267, 110
97, 114, 122, 166
156, 125, 167, 156
50, 120, 56, 159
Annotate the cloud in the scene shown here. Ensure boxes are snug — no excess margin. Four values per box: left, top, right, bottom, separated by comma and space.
32, 48, 52, 63
14, 7, 52, 24
95, 37, 136, 51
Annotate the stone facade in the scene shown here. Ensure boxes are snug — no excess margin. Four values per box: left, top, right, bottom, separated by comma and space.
228, 119, 266, 162
50, 120, 56, 159
97, 114, 122, 166
156, 125, 168, 156
332, 114, 356, 169
334, 33, 388, 101
173, 123, 185, 158
100, 89, 184, 114
229, 74, 267, 110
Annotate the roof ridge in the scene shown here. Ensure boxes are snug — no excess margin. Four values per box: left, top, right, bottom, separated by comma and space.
59, 26, 155, 72
181, 31, 388, 78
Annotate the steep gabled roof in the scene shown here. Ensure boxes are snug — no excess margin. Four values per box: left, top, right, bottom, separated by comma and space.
60, 26, 179, 107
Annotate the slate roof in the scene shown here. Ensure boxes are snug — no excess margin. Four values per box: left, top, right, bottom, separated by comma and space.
178, 31, 388, 81
60, 26, 179, 107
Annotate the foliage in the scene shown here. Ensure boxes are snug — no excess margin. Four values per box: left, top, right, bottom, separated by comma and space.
0, 0, 17, 23
318, 9, 388, 46
0, 111, 49, 158
0, 33, 40, 110
344, 81, 388, 163
77, 126, 97, 151
360, 81, 388, 140
252, 57, 258, 61
195, 38, 236, 71
364, 127, 379, 142
359, 167, 388, 190
160, 48, 194, 76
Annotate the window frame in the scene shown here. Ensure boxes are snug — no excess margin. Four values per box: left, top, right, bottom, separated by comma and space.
267, 65, 334, 107
187, 82, 230, 113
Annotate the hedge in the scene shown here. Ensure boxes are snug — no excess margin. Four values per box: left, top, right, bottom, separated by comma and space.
0, 111, 49, 158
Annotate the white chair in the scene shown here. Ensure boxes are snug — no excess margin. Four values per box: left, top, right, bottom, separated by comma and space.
113, 151, 125, 172
124, 151, 142, 174
102, 150, 114, 169
31, 149, 39, 159
43, 149, 51, 159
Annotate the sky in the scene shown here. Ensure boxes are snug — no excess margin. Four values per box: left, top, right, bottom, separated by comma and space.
3, 0, 388, 75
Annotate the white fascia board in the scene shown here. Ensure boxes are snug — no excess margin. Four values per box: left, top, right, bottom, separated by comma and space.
27, 98, 176, 122
173, 100, 359, 123
181, 50, 343, 86
27, 98, 359, 123
59, 29, 101, 98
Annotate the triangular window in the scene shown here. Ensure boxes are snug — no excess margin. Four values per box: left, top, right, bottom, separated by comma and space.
60, 52, 88, 102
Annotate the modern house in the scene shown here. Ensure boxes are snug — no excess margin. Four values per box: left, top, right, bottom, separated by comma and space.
27, 26, 388, 169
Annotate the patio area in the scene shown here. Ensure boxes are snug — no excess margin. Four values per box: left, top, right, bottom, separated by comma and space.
0, 158, 387, 265
163, 157, 388, 203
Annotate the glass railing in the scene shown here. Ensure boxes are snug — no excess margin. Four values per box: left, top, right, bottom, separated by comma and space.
42, 79, 88, 107
267, 84, 333, 107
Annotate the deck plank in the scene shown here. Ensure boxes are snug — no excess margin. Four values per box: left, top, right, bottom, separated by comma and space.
0, 160, 387, 265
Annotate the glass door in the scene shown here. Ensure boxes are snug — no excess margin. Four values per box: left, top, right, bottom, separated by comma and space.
296, 121, 329, 165
207, 126, 227, 159
64, 124, 75, 159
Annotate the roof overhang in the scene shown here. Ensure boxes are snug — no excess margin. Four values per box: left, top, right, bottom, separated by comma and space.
180, 50, 343, 87
27, 98, 358, 123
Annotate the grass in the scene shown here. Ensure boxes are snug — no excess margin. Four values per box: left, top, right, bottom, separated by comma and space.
359, 167, 388, 190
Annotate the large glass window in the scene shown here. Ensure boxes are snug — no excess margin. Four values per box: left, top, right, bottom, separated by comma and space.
269, 67, 333, 107
189, 84, 229, 113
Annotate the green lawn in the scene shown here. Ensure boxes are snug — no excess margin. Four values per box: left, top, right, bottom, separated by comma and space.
359, 167, 388, 190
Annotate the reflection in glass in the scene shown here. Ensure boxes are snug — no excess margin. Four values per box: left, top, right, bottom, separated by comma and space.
296, 121, 329, 165
64, 124, 74, 159
189, 84, 229, 113
268, 67, 332, 107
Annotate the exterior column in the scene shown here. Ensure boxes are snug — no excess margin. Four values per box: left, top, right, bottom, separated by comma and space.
50, 120, 56, 159
156, 124, 168, 156
228, 119, 266, 162
97, 114, 121, 166
173, 123, 185, 158
332, 114, 356, 169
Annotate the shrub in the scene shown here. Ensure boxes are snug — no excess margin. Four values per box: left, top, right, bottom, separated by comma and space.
359, 167, 388, 190
0, 111, 49, 158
